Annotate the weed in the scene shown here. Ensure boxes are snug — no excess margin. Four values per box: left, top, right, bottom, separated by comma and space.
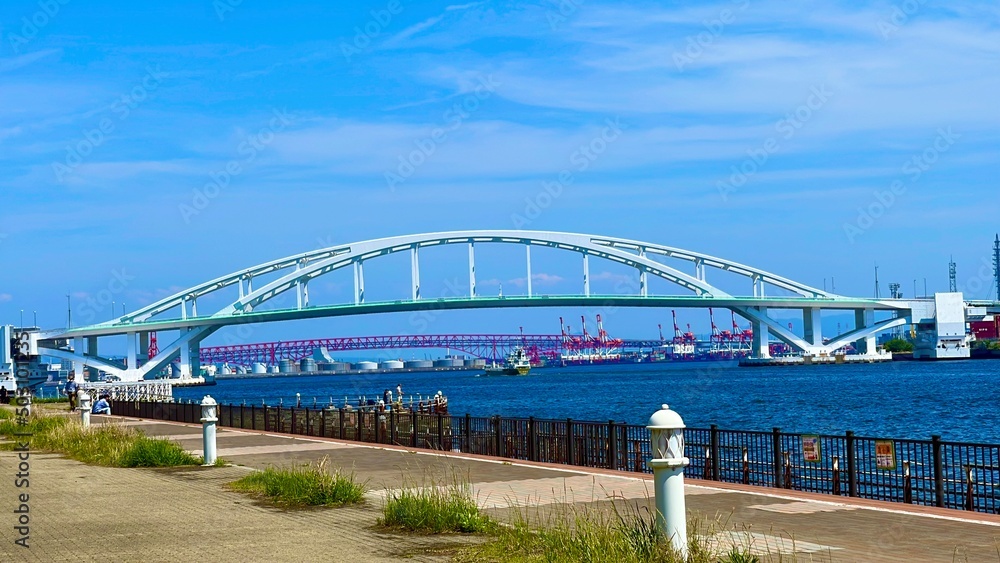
227, 457, 367, 508
379, 480, 493, 534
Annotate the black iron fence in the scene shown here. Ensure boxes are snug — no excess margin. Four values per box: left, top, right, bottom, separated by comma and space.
114, 401, 1000, 514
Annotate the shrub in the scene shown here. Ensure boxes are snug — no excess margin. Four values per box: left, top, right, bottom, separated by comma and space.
883, 338, 913, 353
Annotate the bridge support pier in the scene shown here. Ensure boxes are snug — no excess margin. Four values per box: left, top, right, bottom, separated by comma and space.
126, 332, 138, 370
86, 336, 99, 381
854, 309, 877, 354
139, 331, 150, 364
72, 337, 85, 380
751, 307, 771, 358
803, 308, 822, 348
178, 328, 202, 379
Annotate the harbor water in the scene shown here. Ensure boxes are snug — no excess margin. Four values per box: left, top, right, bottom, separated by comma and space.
173, 359, 1000, 444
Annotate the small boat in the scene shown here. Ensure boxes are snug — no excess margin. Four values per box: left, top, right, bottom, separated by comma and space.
483, 347, 531, 376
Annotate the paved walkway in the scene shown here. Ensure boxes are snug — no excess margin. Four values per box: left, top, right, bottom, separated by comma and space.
3, 413, 999, 561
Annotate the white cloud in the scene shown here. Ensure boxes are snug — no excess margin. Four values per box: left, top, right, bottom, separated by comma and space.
0, 293, 12, 303
508, 273, 565, 288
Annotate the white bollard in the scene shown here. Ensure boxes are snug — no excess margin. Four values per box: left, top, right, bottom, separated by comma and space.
201, 395, 218, 466
79, 391, 92, 428
647, 404, 689, 558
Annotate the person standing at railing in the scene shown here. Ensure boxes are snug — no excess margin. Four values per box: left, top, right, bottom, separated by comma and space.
64, 374, 80, 411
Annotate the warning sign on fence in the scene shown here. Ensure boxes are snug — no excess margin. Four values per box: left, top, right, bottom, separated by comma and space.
801, 435, 821, 463
876, 440, 897, 470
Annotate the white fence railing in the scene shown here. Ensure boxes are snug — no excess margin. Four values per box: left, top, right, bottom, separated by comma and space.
81, 381, 174, 402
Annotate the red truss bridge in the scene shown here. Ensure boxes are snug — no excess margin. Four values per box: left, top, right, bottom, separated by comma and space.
200, 334, 568, 366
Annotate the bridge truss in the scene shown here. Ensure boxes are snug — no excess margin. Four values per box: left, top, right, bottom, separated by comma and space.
201, 334, 564, 365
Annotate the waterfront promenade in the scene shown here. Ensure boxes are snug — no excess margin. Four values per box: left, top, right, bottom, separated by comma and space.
2, 413, 999, 561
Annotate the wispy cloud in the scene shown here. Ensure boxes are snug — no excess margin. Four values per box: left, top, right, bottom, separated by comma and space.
508, 273, 565, 288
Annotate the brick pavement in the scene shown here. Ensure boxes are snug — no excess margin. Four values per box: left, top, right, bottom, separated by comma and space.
2, 413, 999, 562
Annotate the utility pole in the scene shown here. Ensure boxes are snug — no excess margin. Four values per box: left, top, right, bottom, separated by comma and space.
874, 265, 880, 298
949, 256, 957, 292
67, 293, 72, 328
923, 278, 927, 298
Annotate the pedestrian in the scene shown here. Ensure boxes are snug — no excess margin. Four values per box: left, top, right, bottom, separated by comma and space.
383, 388, 391, 405
0, 385, 8, 405
64, 374, 80, 411
396, 383, 403, 398
92, 394, 112, 415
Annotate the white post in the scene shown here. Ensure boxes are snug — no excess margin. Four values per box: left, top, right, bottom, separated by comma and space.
639, 248, 648, 297
201, 395, 218, 466
79, 391, 92, 428
648, 404, 689, 558
526, 245, 533, 298
468, 243, 477, 298
411, 247, 421, 300
583, 254, 590, 297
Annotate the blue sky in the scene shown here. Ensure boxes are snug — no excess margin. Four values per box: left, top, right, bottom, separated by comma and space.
1, 0, 998, 350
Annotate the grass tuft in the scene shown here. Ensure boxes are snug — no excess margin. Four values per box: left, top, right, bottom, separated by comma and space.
459, 503, 758, 563
227, 457, 367, 508
379, 480, 493, 534
0, 412, 198, 467
33, 421, 200, 467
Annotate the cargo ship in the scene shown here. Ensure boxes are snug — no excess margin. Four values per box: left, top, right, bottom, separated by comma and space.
483, 347, 531, 376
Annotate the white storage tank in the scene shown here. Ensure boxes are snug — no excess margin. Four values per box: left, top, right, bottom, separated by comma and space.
405, 360, 434, 369
379, 360, 404, 370
268, 365, 279, 374
300, 358, 317, 373
252, 363, 267, 374
354, 361, 378, 371
279, 359, 296, 373
433, 359, 462, 368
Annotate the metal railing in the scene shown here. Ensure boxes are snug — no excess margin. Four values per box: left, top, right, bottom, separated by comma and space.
80, 381, 174, 402
112, 401, 1000, 514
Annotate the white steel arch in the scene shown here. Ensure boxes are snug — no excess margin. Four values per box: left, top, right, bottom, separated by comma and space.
107, 230, 835, 327
43, 230, 883, 382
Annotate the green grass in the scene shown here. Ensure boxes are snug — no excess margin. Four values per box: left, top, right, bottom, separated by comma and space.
0, 412, 200, 467
458, 504, 760, 563
379, 480, 494, 534
33, 397, 70, 404
227, 458, 367, 508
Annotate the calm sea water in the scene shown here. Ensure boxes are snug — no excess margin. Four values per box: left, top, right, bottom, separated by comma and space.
173, 359, 1000, 444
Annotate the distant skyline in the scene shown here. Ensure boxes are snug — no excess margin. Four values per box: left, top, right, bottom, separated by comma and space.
2, 1, 998, 350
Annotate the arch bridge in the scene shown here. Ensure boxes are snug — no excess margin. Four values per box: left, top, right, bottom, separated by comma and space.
34, 230, 914, 381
